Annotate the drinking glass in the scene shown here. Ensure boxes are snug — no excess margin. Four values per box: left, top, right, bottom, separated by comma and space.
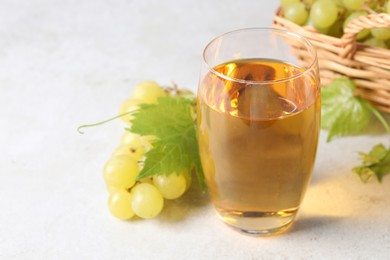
197, 28, 320, 236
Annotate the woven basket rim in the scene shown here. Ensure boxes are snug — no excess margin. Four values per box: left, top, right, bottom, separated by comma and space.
273, 6, 390, 113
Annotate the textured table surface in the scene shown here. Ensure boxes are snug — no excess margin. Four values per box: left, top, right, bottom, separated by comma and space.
1, 0, 390, 259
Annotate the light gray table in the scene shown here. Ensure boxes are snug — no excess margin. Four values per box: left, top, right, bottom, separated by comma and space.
1, 0, 389, 259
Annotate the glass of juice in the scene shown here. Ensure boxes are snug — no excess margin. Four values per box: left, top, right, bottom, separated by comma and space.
197, 28, 320, 236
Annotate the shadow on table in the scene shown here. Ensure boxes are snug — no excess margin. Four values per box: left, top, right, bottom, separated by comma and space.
157, 179, 211, 223
289, 215, 345, 235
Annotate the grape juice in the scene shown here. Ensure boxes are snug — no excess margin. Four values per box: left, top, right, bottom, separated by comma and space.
197, 59, 320, 235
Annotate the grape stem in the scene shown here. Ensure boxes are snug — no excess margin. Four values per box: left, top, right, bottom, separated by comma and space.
77, 83, 192, 134
163, 81, 191, 96
77, 111, 134, 134
163, 81, 179, 95
126, 181, 139, 192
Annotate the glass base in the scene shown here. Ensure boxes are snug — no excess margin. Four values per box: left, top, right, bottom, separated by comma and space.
216, 208, 298, 237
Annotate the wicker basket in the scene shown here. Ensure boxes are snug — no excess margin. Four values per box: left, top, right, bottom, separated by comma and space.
273, 8, 390, 113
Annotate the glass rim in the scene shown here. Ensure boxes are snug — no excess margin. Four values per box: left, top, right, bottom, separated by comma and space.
202, 27, 318, 85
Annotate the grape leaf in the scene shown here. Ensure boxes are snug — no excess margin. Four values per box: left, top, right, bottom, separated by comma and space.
353, 144, 390, 182
321, 77, 390, 140
321, 77, 390, 183
321, 77, 372, 142
129, 96, 205, 190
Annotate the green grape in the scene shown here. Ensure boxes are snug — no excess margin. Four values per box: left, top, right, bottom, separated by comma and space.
331, 0, 343, 6
364, 37, 387, 48
284, 3, 309, 25
153, 172, 187, 200
131, 81, 166, 104
118, 98, 141, 124
327, 19, 344, 38
365, 1, 380, 10
343, 12, 370, 40
131, 183, 164, 219
121, 132, 150, 150
343, 0, 364, 10
121, 131, 139, 145
119, 132, 151, 160
281, 0, 299, 8
121, 132, 154, 152
142, 135, 156, 149
103, 154, 139, 190
310, 0, 338, 29
108, 190, 135, 220
112, 144, 145, 161
139, 177, 153, 184
106, 184, 121, 193
183, 170, 192, 191
387, 1, 390, 14
371, 28, 390, 41
316, 26, 330, 34
303, 0, 316, 5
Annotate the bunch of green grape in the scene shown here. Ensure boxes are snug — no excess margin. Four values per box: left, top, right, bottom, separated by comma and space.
103, 81, 192, 220
281, 0, 390, 48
